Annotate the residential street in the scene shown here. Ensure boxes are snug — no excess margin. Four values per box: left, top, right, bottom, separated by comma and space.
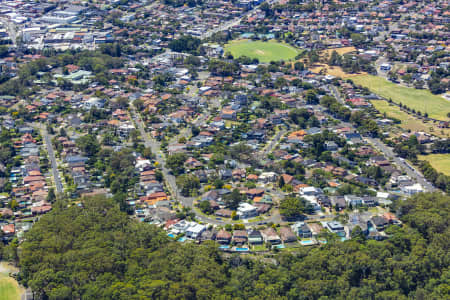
258, 128, 287, 159
365, 137, 436, 191
201, 0, 282, 39
328, 85, 436, 192
41, 126, 63, 195
131, 106, 287, 226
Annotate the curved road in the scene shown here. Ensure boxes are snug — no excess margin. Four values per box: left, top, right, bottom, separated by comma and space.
131, 107, 284, 226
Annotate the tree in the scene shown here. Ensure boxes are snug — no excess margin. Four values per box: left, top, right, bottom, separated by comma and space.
305, 90, 318, 104
0, 45, 9, 58
223, 189, 245, 210
113, 192, 129, 213
133, 99, 144, 111
279, 197, 305, 220
208, 60, 238, 76
289, 108, 312, 127
307, 50, 319, 64
46, 188, 56, 203
328, 50, 342, 66
15, 191, 450, 300
114, 97, 129, 109
76, 134, 100, 157
350, 33, 366, 46
168, 35, 201, 54
142, 147, 153, 159
259, 2, 273, 17
167, 153, 187, 175
199, 200, 213, 214
213, 178, 224, 189
275, 77, 287, 89
294, 61, 304, 71
388, 71, 398, 82
191, 125, 200, 136
176, 174, 200, 197
211, 153, 224, 165
278, 175, 285, 188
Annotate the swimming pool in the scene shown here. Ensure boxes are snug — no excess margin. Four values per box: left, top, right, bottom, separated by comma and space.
167, 233, 175, 238
235, 247, 249, 252
300, 240, 314, 246
275, 244, 285, 249
177, 237, 187, 242
219, 245, 230, 249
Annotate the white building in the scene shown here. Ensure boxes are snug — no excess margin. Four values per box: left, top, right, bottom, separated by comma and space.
301, 186, 320, 196
185, 223, 206, 239
302, 195, 321, 211
135, 159, 152, 172
237, 202, 258, 219
401, 183, 424, 195
258, 172, 277, 183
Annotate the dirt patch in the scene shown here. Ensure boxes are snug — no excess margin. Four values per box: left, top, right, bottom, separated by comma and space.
309, 63, 366, 78
321, 46, 357, 58
0, 262, 18, 275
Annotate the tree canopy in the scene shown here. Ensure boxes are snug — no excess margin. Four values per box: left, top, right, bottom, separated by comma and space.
17, 193, 450, 299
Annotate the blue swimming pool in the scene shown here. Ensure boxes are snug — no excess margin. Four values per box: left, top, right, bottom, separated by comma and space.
276, 244, 285, 249
177, 237, 187, 242
300, 240, 314, 246
167, 233, 175, 238
235, 247, 249, 252
219, 245, 230, 249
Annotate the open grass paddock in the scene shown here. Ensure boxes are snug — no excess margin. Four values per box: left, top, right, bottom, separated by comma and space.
351, 75, 450, 121
371, 100, 450, 138
418, 154, 450, 176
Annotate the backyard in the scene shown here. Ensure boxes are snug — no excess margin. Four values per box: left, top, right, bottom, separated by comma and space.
224, 40, 300, 63
351, 75, 450, 121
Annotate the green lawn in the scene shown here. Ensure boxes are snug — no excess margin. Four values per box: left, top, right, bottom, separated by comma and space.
0, 274, 22, 300
224, 40, 300, 63
351, 75, 450, 121
370, 100, 450, 138
252, 244, 267, 252
418, 154, 450, 176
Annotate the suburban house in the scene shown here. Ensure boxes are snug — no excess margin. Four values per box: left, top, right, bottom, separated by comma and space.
232, 230, 248, 245
279, 227, 297, 243
248, 230, 263, 244
292, 222, 312, 238
237, 203, 258, 219
185, 223, 206, 239
326, 221, 346, 237
261, 227, 281, 245
216, 230, 232, 244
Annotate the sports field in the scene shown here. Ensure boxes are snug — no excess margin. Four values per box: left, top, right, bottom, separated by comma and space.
0, 263, 23, 300
351, 75, 450, 121
418, 154, 450, 176
371, 100, 450, 138
224, 40, 300, 63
